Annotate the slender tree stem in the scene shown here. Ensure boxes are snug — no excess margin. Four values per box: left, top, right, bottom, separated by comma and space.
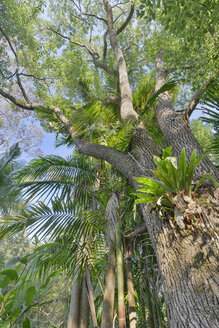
125, 240, 137, 328
115, 221, 126, 328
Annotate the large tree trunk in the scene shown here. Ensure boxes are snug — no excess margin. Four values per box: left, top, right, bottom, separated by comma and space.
128, 109, 219, 327
155, 50, 218, 180
138, 173, 219, 328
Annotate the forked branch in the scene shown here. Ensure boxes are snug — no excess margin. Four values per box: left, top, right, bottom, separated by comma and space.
48, 26, 115, 75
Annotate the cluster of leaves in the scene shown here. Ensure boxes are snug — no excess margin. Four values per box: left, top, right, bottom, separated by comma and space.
137, 0, 218, 87
134, 147, 218, 228
0, 236, 65, 328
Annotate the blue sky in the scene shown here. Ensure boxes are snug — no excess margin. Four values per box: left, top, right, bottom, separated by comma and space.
40, 131, 73, 157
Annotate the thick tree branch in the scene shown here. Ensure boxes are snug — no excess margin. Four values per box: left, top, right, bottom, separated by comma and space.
184, 78, 215, 121
0, 88, 139, 183
0, 88, 39, 110
74, 138, 139, 185
103, 0, 138, 121
49, 106, 140, 184
125, 224, 147, 239
116, 4, 134, 35
15, 69, 30, 103
155, 49, 175, 115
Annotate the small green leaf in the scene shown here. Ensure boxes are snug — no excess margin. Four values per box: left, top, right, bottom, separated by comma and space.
153, 168, 177, 192
5, 300, 14, 312
9, 308, 21, 321
153, 155, 162, 166
0, 269, 18, 282
22, 317, 31, 328
135, 193, 157, 204
25, 286, 36, 306
134, 176, 164, 190
195, 153, 207, 166
6, 257, 28, 267
0, 276, 10, 288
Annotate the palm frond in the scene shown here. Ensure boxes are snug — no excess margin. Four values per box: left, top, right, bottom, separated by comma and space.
201, 79, 219, 158
0, 198, 106, 241
139, 79, 177, 118
0, 143, 20, 171
9, 154, 98, 204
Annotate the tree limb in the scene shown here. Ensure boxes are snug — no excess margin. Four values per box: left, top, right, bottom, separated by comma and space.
48, 26, 94, 56
0, 69, 16, 80
116, 4, 134, 35
125, 224, 147, 239
15, 69, 30, 103
0, 88, 139, 184
103, 0, 138, 121
184, 78, 215, 121
0, 27, 30, 103
80, 12, 107, 24
0, 88, 39, 110
70, 0, 107, 23
48, 26, 115, 75
0, 27, 19, 66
